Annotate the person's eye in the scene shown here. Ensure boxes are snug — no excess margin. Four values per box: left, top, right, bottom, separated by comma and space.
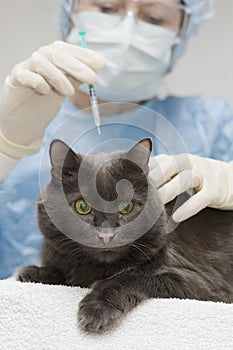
75, 199, 92, 215
99, 5, 119, 14
143, 14, 164, 26
119, 201, 134, 215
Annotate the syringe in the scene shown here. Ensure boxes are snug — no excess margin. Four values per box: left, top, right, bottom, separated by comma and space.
79, 31, 101, 135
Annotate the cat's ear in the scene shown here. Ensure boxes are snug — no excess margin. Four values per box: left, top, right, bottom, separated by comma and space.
49, 140, 81, 178
126, 138, 152, 175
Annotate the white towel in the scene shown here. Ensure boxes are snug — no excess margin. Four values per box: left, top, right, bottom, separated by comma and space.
0, 278, 233, 350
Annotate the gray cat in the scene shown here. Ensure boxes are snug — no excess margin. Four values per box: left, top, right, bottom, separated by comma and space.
17, 138, 233, 334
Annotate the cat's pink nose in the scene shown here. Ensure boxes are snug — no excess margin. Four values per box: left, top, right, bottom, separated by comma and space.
97, 233, 114, 245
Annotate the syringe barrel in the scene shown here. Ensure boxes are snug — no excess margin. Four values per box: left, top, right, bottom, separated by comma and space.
89, 87, 100, 127
89, 87, 98, 106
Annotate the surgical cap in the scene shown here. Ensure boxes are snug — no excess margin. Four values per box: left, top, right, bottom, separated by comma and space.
57, 0, 214, 67
171, 0, 214, 65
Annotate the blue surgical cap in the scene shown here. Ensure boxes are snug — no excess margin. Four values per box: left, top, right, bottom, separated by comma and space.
171, 0, 214, 65
57, 0, 214, 67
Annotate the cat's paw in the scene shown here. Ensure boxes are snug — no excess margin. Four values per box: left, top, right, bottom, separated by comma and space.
78, 297, 123, 334
16, 265, 65, 285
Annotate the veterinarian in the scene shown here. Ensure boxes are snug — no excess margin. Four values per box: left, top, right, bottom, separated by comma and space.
0, 0, 233, 279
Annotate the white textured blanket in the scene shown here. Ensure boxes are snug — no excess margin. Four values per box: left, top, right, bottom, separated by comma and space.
0, 279, 233, 350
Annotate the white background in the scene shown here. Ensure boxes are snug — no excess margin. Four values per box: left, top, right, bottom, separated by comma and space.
0, 0, 232, 107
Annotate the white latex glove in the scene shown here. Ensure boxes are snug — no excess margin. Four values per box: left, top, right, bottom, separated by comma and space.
0, 40, 105, 159
149, 154, 233, 222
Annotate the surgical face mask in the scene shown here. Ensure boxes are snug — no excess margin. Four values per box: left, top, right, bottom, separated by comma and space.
67, 11, 176, 102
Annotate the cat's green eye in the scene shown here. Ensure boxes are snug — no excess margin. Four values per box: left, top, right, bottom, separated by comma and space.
119, 201, 134, 215
75, 199, 92, 215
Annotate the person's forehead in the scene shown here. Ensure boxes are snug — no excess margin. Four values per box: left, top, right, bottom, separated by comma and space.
79, 0, 182, 4
139, 0, 181, 4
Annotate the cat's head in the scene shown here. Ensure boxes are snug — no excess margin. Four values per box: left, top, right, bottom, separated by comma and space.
38, 138, 167, 263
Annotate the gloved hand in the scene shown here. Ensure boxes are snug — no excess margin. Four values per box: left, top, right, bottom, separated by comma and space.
0, 40, 105, 159
149, 154, 233, 222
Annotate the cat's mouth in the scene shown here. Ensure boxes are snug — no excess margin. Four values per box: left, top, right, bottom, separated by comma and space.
95, 246, 120, 254
95, 249, 122, 263
86, 245, 126, 263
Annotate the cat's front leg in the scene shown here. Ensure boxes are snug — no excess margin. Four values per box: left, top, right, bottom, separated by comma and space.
78, 294, 123, 334
78, 271, 148, 334
16, 265, 65, 285
78, 267, 206, 334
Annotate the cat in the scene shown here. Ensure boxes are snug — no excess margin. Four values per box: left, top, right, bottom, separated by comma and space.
17, 138, 233, 334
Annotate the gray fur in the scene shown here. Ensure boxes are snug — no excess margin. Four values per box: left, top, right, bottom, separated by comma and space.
17, 138, 233, 334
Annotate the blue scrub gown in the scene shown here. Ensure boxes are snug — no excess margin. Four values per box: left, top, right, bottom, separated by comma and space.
1, 95, 233, 278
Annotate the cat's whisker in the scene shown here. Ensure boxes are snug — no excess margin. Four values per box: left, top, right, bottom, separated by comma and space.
131, 242, 152, 263
51, 237, 84, 255
58, 240, 78, 250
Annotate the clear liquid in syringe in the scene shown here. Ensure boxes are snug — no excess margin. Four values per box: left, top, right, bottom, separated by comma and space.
89, 85, 101, 135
